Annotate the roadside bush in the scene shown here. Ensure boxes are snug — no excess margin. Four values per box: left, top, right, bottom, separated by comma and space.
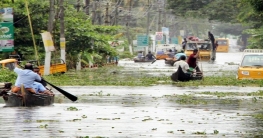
0, 68, 17, 84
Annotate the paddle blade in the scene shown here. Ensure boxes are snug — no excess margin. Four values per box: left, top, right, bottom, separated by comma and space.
43, 80, 78, 102
151, 59, 157, 64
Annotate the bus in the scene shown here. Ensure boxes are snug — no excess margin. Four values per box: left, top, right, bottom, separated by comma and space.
216, 38, 229, 52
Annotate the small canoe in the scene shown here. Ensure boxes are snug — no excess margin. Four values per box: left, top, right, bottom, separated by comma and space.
1, 83, 54, 107
171, 66, 203, 82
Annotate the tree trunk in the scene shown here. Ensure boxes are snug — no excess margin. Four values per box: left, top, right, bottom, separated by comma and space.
48, 0, 55, 33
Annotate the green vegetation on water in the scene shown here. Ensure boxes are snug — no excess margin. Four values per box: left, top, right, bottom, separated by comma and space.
2, 66, 263, 87
42, 66, 263, 87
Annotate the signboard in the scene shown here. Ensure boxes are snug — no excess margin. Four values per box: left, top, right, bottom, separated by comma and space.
41, 32, 55, 52
134, 46, 145, 52
155, 32, 163, 41
137, 35, 148, 47
0, 7, 14, 52
171, 37, 178, 44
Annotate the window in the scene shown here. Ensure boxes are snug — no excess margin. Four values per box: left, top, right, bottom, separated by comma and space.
241, 55, 263, 66
5, 62, 15, 70
217, 40, 228, 45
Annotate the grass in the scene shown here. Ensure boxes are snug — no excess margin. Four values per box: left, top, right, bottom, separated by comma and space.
41, 66, 263, 87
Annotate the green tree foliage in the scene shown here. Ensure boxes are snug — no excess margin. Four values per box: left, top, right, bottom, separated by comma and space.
167, 0, 240, 23
1, 0, 120, 68
249, 0, 263, 13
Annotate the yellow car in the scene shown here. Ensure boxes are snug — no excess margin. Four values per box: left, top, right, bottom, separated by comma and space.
237, 49, 263, 79
185, 40, 211, 61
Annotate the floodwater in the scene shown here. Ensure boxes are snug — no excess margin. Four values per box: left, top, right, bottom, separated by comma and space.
1, 40, 263, 137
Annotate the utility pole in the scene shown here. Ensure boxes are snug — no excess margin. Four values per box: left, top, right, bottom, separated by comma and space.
59, 0, 66, 63
146, 0, 150, 35
44, 0, 55, 75
105, 3, 110, 25
48, 0, 55, 33
157, 7, 161, 32
85, 0, 90, 15
146, 0, 150, 53
126, 0, 133, 55
76, 0, 81, 12
113, 1, 119, 26
91, 1, 96, 24
97, 1, 102, 25
162, 0, 166, 27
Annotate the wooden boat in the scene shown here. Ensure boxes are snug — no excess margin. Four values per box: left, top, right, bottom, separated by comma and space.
171, 66, 203, 82
133, 57, 156, 63
164, 58, 177, 66
0, 83, 54, 107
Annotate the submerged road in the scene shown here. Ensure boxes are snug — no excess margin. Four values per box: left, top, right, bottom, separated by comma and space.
1, 39, 262, 137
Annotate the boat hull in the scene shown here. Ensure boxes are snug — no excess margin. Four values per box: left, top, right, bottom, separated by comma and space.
1, 83, 54, 107
171, 66, 203, 82
4, 92, 54, 107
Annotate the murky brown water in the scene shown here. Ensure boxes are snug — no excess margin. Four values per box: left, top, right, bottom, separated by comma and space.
1, 85, 263, 137
1, 42, 262, 137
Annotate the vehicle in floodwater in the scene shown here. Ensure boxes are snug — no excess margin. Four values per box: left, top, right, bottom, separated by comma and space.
237, 49, 263, 80
185, 40, 212, 61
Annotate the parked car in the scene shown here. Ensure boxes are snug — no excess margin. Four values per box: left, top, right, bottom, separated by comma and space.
236, 49, 263, 80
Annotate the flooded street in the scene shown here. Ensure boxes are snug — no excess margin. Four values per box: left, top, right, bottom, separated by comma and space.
1, 41, 263, 137
1, 86, 263, 137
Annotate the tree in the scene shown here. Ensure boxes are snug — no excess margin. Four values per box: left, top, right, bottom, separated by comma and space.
1, 0, 120, 68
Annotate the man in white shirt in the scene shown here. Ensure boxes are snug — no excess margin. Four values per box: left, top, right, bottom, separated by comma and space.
173, 55, 192, 74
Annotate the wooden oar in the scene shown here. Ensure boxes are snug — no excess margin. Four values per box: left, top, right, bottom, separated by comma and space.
42, 79, 78, 102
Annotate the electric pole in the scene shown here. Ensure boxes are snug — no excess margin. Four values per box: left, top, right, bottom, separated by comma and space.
91, 1, 96, 24
113, 1, 119, 26
48, 0, 55, 33
76, 0, 81, 12
126, 0, 133, 55
146, 0, 150, 35
59, 0, 66, 63
157, 7, 161, 31
105, 3, 110, 25
146, 0, 150, 53
85, 0, 90, 15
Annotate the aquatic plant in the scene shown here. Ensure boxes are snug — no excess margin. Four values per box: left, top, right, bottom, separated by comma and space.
39, 66, 263, 87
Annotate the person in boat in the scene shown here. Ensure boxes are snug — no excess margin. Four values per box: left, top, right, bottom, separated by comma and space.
166, 49, 175, 58
173, 55, 193, 78
137, 52, 144, 59
12, 62, 41, 93
187, 49, 201, 72
33, 67, 47, 87
32, 82, 54, 96
174, 49, 186, 62
145, 51, 156, 60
